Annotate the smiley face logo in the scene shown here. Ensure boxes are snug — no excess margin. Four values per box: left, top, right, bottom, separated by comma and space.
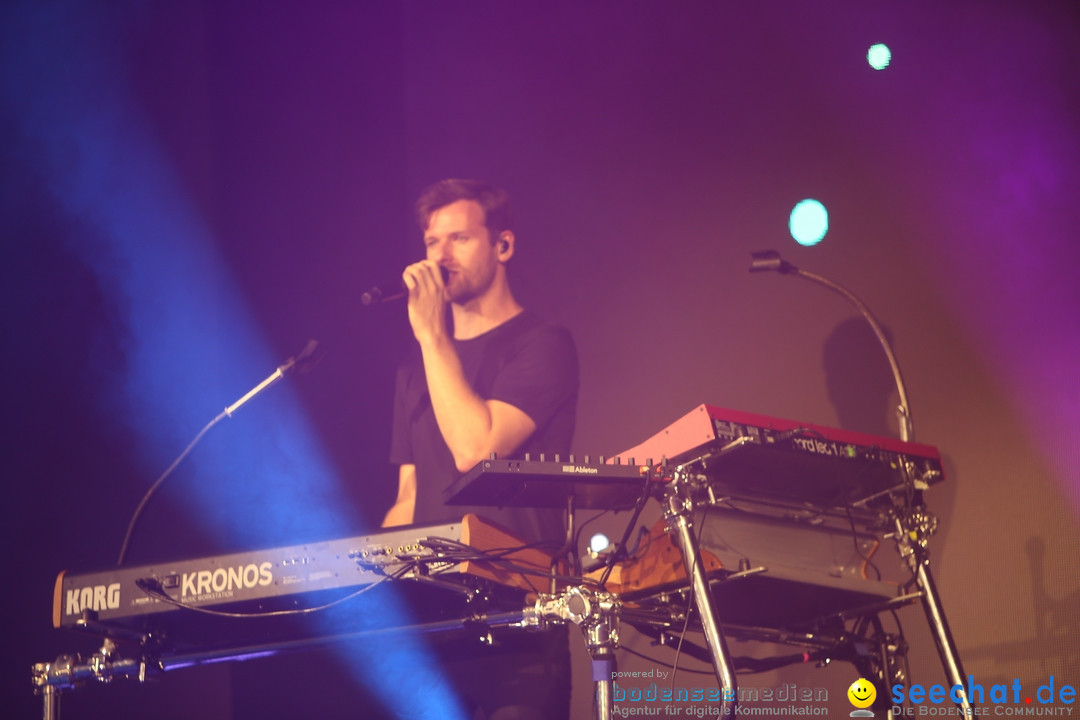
847, 678, 877, 709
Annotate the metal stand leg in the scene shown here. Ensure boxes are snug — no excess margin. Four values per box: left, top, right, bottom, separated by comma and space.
916, 560, 970, 707
40, 682, 60, 720
893, 511, 971, 713
664, 478, 738, 720
586, 620, 619, 720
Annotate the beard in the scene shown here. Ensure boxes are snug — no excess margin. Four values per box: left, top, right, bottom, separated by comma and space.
444, 265, 496, 305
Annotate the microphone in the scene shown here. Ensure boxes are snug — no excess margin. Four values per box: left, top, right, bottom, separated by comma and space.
749, 249, 796, 274
224, 339, 322, 417
361, 267, 450, 305
361, 280, 406, 306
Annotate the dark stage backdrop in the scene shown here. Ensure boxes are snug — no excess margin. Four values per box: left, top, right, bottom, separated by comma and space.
3, 1, 1078, 718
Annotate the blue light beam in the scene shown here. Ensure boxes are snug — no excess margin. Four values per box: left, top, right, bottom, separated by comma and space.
1, 2, 467, 717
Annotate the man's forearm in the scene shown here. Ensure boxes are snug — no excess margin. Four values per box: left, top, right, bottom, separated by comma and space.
382, 499, 414, 528
383, 464, 417, 527
418, 334, 499, 472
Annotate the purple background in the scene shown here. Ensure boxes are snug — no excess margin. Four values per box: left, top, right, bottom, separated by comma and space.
3, 1, 1078, 716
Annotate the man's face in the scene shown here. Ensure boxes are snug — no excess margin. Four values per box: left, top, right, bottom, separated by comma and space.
423, 199, 501, 304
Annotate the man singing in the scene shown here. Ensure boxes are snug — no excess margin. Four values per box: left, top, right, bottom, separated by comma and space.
384, 178, 578, 718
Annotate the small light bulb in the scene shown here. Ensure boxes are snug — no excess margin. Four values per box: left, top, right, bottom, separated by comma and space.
589, 533, 611, 554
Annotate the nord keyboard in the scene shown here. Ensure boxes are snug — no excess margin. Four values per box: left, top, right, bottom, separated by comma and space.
444, 457, 659, 509
613, 404, 944, 509
54, 514, 550, 651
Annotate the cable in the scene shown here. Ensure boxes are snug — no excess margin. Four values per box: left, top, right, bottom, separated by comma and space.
669, 502, 712, 693
597, 473, 656, 590
116, 412, 225, 567
846, 506, 883, 581
890, 608, 912, 707
409, 538, 587, 593
619, 644, 715, 675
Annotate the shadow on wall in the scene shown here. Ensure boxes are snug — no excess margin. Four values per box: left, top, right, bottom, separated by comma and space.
1027, 536, 1080, 673
960, 536, 1080, 674
823, 316, 896, 439
822, 312, 959, 531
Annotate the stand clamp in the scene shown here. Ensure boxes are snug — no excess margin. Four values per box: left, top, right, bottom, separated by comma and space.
32, 639, 156, 720
521, 586, 622, 720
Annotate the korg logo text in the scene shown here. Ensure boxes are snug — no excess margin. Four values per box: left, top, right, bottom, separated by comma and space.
66, 583, 121, 615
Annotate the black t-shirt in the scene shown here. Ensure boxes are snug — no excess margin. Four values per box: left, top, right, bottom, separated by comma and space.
389, 310, 578, 547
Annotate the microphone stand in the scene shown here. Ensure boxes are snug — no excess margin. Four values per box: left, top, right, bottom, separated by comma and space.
749, 250, 970, 714
115, 340, 320, 567
749, 250, 912, 441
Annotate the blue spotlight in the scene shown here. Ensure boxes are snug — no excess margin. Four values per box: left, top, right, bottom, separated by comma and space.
867, 43, 892, 70
789, 199, 829, 246
2, 3, 468, 717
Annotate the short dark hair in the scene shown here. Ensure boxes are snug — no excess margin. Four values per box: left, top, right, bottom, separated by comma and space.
415, 179, 512, 242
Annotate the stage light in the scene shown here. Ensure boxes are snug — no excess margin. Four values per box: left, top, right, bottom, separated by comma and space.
590, 533, 611, 554
867, 43, 892, 70
789, 199, 829, 246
